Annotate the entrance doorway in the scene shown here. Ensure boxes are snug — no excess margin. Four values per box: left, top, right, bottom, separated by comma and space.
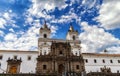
58, 64, 65, 74
9, 66, 17, 74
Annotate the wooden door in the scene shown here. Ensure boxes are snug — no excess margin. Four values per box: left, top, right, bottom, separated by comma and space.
9, 66, 17, 74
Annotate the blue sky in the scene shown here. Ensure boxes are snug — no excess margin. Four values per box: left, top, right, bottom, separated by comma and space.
0, 0, 120, 53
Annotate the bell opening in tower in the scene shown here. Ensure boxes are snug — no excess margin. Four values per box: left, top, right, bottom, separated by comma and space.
44, 34, 47, 38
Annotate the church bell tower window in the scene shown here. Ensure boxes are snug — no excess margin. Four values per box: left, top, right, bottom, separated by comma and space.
73, 35, 75, 40
44, 34, 47, 38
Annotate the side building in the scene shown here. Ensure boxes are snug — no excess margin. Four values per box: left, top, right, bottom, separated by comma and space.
83, 53, 120, 73
0, 50, 38, 73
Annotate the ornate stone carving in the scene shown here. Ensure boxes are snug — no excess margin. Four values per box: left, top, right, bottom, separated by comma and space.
7, 58, 22, 74
36, 42, 85, 75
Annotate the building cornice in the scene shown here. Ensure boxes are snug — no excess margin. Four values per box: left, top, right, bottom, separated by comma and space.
0, 50, 38, 54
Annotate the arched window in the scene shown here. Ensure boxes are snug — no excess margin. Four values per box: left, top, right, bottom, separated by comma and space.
73, 35, 75, 40
43, 34, 47, 38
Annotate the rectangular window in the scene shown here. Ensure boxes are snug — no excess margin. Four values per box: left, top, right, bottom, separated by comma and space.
118, 60, 120, 63
76, 65, 79, 69
110, 60, 113, 63
43, 65, 47, 70
28, 56, 31, 60
85, 59, 88, 63
103, 59, 105, 63
94, 59, 97, 63
117, 70, 119, 73
14, 55, 17, 59
0, 55, 3, 60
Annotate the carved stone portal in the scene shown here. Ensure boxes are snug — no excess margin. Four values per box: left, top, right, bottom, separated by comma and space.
7, 58, 22, 74
100, 66, 111, 73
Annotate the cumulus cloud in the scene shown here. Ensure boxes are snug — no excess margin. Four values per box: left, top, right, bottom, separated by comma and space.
79, 21, 120, 53
82, 0, 99, 9
107, 46, 120, 54
51, 13, 78, 23
9, 28, 15, 33
27, 0, 67, 19
96, 0, 120, 30
0, 18, 6, 29
0, 30, 4, 37
50, 25, 58, 33
0, 25, 40, 51
51, 8, 80, 24
4, 33, 17, 41
0, 10, 18, 29
50, 25, 58, 38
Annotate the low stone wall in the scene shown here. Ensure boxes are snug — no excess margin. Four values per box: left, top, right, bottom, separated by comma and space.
87, 72, 120, 76
0, 73, 82, 76
0, 74, 35, 76
1, 72, 120, 76
0, 73, 57, 76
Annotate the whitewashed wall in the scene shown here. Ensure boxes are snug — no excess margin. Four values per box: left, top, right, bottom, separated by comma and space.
0, 51, 38, 73
83, 53, 120, 73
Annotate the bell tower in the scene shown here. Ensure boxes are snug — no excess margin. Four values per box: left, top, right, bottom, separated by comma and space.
39, 21, 51, 38
66, 24, 78, 40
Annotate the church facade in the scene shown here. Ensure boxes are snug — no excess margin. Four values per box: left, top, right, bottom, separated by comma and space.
36, 22, 84, 75
0, 22, 120, 75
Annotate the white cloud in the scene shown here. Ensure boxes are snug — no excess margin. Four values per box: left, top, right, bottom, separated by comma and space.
50, 25, 58, 33
0, 25, 39, 51
13, 26, 40, 50
3, 12, 11, 20
51, 10, 80, 24
107, 46, 120, 54
0, 18, 6, 29
82, 0, 97, 9
28, 0, 67, 19
79, 21, 120, 53
0, 30, 4, 37
25, 16, 33, 25
4, 33, 17, 41
0, 10, 18, 29
9, 28, 15, 33
96, 0, 120, 30
50, 25, 58, 38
